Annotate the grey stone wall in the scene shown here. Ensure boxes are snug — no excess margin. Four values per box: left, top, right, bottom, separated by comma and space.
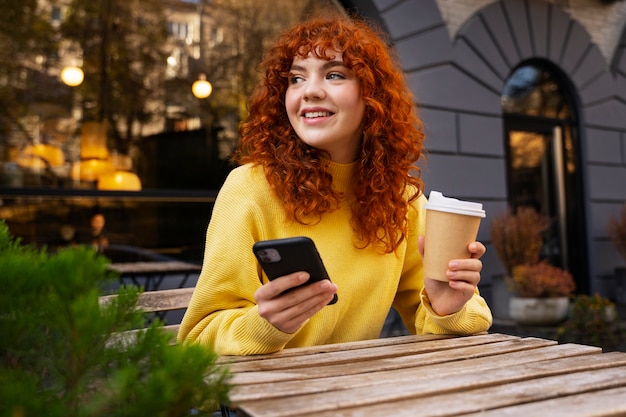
350, 0, 626, 296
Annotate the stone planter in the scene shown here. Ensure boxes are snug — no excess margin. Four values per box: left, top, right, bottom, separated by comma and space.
509, 296, 570, 326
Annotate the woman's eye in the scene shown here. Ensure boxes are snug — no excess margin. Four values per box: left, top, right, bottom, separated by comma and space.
327, 72, 346, 80
289, 75, 304, 84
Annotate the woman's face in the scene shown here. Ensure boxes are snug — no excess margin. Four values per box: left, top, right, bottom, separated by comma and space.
285, 50, 365, 164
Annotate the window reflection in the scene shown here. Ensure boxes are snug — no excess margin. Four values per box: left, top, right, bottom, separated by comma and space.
502, 64, 571, 119
0, 0, 342, 262
0, 195, 215, 262
0, 0, 341, 193
509, 131, 546, 170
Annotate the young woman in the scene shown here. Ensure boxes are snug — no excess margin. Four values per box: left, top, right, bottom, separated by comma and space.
178, 15, 492, 355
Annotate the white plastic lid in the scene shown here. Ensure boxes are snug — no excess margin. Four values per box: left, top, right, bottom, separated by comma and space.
424, 191, 486, 218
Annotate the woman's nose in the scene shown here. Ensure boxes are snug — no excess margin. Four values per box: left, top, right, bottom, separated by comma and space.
303, 78, 326, 101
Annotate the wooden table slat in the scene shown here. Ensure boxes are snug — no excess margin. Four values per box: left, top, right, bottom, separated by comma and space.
235, 352, 626, 417
230, 343, 605, 401
219, 333, 457, 364
228, 337, 557, 386
225, 333, 523, 373
463, 385, 626, 417
291, 364, 626, 417
108, 261, 201, 274
229, 334, 626, 417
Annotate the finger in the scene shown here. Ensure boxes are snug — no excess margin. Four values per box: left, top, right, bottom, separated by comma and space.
468, 241, 486, 258
448, 258, 483, 273
256, 271, 310, 302
276, 279, 336, 308
267, 287, 336, 333
447, 269, 480, 286
448, 274, 479, 291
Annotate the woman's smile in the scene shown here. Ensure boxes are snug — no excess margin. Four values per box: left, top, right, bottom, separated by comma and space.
285, 50, 365, 163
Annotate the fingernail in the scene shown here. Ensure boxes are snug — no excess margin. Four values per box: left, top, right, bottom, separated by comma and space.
449, 261, 458, 269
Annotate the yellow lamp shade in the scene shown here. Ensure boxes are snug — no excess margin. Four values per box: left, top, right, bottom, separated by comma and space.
98, 170, 142, 191
18, 144, 65, 168
71, 159, 115, 182
15, 156, 47, 170
80, 121, 110, 159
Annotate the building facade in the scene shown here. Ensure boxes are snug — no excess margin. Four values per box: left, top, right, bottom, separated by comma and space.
341, 0, 626, 307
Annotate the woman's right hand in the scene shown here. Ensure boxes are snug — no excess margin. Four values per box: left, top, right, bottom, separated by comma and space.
254, 272, 337, 333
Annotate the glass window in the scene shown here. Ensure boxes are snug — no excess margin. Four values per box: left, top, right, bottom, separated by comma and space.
502, 60, 589, 292
0, 194, 215, 262
0, 0, 342, 263
502, 64, 571, 119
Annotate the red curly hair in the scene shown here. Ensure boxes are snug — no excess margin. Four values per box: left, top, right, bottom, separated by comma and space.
236, 15, 425, 253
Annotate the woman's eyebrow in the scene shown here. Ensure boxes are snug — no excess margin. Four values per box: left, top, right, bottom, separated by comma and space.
289, 60, 347, 72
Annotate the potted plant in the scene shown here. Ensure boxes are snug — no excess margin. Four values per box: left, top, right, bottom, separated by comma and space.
509, 261, 576, 326
558, 294, 624, 350
490, 206, 549, 276
489, 207, 549, 318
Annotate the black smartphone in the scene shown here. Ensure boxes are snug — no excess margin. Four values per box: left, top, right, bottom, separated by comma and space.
252, 236, 338, 305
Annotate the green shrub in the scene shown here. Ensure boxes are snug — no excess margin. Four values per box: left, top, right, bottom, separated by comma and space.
0, 221, 231, 417
558, 294, 624, 350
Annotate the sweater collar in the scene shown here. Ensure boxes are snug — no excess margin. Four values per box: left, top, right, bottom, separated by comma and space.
324, 159, 357, 194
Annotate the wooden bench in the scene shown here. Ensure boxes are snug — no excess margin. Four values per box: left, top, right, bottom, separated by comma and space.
99, 287, 194, 343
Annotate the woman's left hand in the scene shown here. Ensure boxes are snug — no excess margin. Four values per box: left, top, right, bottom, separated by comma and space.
418, 236, 485, 316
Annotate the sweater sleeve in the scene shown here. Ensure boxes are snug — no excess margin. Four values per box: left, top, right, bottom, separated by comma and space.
393, 193, 493, 336
177, 166, 295, 355
415, 288, 492, 335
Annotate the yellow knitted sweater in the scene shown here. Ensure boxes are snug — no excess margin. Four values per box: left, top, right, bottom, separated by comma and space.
177, 161, 492, 355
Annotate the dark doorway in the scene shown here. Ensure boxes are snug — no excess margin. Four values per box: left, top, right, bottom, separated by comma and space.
502, 60, 589, 293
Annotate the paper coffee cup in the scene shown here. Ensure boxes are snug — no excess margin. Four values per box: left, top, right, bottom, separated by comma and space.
423, 191, 486, 282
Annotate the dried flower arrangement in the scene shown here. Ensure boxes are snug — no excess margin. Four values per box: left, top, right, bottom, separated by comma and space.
607, 203, 626, 263
490, 206, 549, 276
511, 261, 576, 298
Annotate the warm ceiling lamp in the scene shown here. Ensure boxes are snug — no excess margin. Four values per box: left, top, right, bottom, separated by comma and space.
60, 66, 84, 87
192, 74, 213, 99
97, 170, 142, 191
80, 121, 109, 160
71, 159, 114, 182
17, 144, 65, 168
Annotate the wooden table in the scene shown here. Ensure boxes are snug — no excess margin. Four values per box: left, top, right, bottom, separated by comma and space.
220, 333, 626, 416
108, 261, 201, 291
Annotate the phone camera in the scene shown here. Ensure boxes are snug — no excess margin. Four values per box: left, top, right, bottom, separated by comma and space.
257, 248, 281, 263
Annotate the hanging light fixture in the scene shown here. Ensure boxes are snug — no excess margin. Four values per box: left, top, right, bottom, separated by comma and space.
79, 121, 109, 160
16, 144, 65, 169
192, 73, 213, 99
71, 159, 115, 182
70, 121, 113, 182
60, 65, 85, 87
97, 170, 142, 191
97, 153, 142, 191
